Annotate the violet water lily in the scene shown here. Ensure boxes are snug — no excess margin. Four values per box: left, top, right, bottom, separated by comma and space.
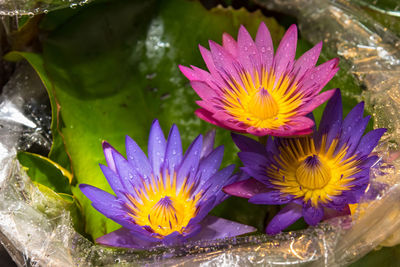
224, 90, 386, 234
180, 22, 339, 136
80, 120, 256, 248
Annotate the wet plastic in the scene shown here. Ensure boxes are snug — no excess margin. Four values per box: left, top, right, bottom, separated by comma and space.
1, 0, 400, 266
0, 0, 92, 16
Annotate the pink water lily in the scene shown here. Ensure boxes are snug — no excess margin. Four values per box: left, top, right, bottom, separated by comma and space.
180, 22, 339, 136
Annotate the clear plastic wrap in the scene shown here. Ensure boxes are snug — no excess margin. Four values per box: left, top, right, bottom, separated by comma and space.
0, 0, 92, 16
1, 0, 400, 266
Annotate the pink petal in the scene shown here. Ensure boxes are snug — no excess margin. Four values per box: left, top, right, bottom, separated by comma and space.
199, 45, 225, 85
209, 40, 242, 84
237, 25, 261, 72
222, 32, 238, 57
299, 58, 339, 96
293, 41, 322, 82
255, 21, 274, 71
196, 100, 218, 113
179, 65, 199, 81
191, 81, 218, 101
273, 24, 297, 80
300, 89, 336, 114
195, 109, 245, 132
223, 178, 270, 199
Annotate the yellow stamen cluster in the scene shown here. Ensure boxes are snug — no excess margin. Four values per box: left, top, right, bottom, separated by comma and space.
223, 68, 303, 129
125, 171, 201, 237
268, 135, 360, 206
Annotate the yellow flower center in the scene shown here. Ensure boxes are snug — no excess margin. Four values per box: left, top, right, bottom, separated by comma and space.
222, 68, 303, 129
295, 155, 331, 190
267, 136, 360, 206
125, 172, 201, 237
248, 88, 279, 120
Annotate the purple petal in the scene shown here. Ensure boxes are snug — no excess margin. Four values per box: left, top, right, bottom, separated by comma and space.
79, 184, 130, 227
198, 145, 224, 182
99, 164, 126, 199
200, 164, 235, 201
303, 205, 324, 226
201, 128, 216, 159
111, 151, 140, 194
273, 24, 297, 79
266, 203, 302, 235
164, 124, 183, 174
189, 215, 256, 242
317, 89, 342, 146
96, 227, 158, 249
339, 116, 370, 158
148, 120, 166, 175
162, 231, 185, 246
231, 133, 266, 154
355, 128, 387, 157
255, 21, 274, 71
249, 191, 293, 205
125, 135, 152, 182
102, 141, 119, 173
238, 151, 268, 169
177, 135, 202, 186
223, 178, 270, 199
241, 166, 270, 184
187, 196, 217, 225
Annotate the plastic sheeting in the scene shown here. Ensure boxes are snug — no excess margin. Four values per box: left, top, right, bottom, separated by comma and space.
1, 0, 400, 266
0, 0, 92, 16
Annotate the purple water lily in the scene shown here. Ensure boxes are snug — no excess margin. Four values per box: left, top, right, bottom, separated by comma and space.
223, 90, 386, 234
80, 120, 256, 248
180, 22, 339, 136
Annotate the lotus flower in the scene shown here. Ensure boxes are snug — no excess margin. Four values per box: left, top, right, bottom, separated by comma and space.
224, 90, 386, 234
80, 120, 256, 248
180, 22, 339, 136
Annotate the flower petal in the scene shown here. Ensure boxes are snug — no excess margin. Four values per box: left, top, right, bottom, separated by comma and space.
317, 89, 342, 146
231, 133, 266, 154
96, 227, 159, 249
255, 22, 274, 71
164, 124, 183, 174
222, 32, 238, 57
249, 191, 293, 205
125, 135, 152, 182
102, 141, 119, 173
355, 128, 387, 157
266, 203, 302, 235
198, 145, 224, 182
189, 215, 257, 242
148, 120, 166, 175
293, 41, 322, 81
201, 128, 216, 158
273, 24, 297, 79
238, 25, 261, 72
177, 134, 202, 186
303, 205, 324, 226
223, 178, 270, 199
